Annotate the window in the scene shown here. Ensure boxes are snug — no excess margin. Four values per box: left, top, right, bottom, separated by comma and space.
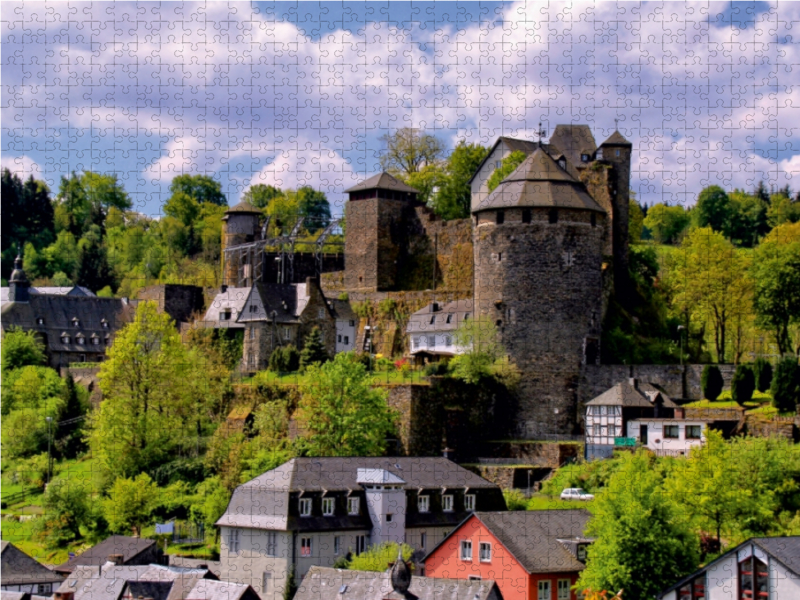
739, 552, 768, 600
549, 209, 558, 224
262, 572, 271, 594
300, 537, 312, 557
495, 160, 501, 169
249, 325, 255, 340
227, 529, 240, 554
338, 334, 342, 343
577, 544, 587, 561
496, 210, 505, 225
299, 498, 312, 517
412, 337, 419, 349
323, 497, 335, 516
247, 352, 254, 368
37, 317, 45, 325
522, 208, 532, 223
220, 310, 231, 321
557, 579, 571, 600
464, 313, 470, 321
72, 318, 80, 327
538, 580, 551, 600
615, 149, 621, 157
101, 320, 109, 329
318, 308, 325, 318
460, 540, 472, 561
581, 153, 590, 162
429, 315, 436, 325
686, 425, 702, 439
344, 336, 349, 345
507, 307, 516, 323
593, 424, 600, 436
595, 148, 604, 160
420, 533, 427, 549
591, 212, 597, 227
479, 542, 491, 562
558, 158, 567, 169
76, 336, 85, 345
92, 336, 100, 345
469, 576, 482, 581
347, 497, 360, 515
664, 425, 680, 439
465, 494, 475, 511
678, 575, 707, 600
267, 532, 277, 556
37, 585, 51, 595
334, 536, 342, 555
445, 335, 452, 347
442, 494, 454, 512
349, 320, 355, 327
283, 327, 290, 340
356, 535, 367, 555
418, 495, 430, 513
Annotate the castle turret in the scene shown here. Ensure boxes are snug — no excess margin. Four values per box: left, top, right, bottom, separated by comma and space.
596, 130, 632, 290
343, 173, 419, 291
472, 149, 607, 436
221, 202, 262, 287
8, 255, 30, 302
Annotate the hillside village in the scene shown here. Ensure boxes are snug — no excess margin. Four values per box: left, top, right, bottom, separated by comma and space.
3, 124, 800, 600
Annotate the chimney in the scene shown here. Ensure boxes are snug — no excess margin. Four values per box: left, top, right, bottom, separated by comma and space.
55, 592, 75, 600
108, 554, 124, 565
629, 377, 638, 389
675, 407, 685, 419
221, 284, 228, 293
442, 447, 455, 461
431, 302, 439, 313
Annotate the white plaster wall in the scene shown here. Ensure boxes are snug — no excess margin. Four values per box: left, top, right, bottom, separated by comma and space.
706, 553, 737, 600
335, 319, 356, 353
410, 333, 467, 356
771, 558, 800, 600
627, 420, 706, 454
365, 487, 407, 545
219, 527, 291, 600
471, 140, 514, 212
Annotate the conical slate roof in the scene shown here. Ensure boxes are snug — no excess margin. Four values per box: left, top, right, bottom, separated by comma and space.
224, 201, 261, 215
601, 130, 632, 146
344, 172, 419, 194
475, 148, 605, 213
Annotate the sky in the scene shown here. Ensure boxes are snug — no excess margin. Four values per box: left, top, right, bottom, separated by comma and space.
3, 1, 800, 217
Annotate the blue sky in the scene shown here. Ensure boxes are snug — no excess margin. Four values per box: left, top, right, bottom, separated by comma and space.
3, 1, 799, 217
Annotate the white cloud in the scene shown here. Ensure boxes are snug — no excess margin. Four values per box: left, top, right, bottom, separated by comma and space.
1, 155, 44, 179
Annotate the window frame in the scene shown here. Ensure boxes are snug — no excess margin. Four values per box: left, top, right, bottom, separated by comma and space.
334, 535, 342, 555
538, 579, 552, 600
418, 495, 430, 513
479, 542, 492, 563
460, 540, 473, 561
262, 572, 271, 594
300, 536, 312, 558
664, 425, 680, 439
557, 579, 571, 600
686, 425, 702, 440
267, 531, 277, 556
464, 493, 476, 511
577, 544, 587, 561
356, 535, 366, 555
227, 528, 240, 554
299, 498, 312, 517
442, 494, 454, 512
347, 496, 360, 516
322, 497, 335, 516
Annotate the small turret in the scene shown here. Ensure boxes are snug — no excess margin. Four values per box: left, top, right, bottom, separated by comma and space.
390, 548, 412, 596
9, 255, 30, 302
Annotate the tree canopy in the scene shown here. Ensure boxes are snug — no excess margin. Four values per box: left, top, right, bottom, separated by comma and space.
379, 128, 445, 176
169, 174, 227, 206
487, 151, 526, 192
1, 327, 47, 372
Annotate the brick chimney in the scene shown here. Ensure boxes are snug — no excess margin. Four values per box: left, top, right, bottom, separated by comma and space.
108, 554, 124, 565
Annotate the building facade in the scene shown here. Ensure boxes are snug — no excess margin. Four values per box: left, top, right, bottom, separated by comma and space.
406, 300, 473, 361
215, 457, 506, 600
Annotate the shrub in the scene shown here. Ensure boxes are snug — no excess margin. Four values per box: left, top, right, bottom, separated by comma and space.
347, 542, 413, 572
731, 364, 756, 406
1, 327, 47, 372
423, 361, 449, 376
771, 357, 800, 413
375, 357, 393, 372
754, 358, 773, 393
503, 489, 528, 511
269, 345, 299, 372
701, 365, 724, 401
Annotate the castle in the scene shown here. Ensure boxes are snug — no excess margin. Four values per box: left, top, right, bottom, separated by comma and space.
220, 124, 633, 436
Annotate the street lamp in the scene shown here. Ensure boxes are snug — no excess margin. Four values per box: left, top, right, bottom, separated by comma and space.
46, 416, 53, 485
527, 470, 533, 497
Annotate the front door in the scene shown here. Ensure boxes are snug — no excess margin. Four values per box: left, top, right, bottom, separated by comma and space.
640, 425, 648, 445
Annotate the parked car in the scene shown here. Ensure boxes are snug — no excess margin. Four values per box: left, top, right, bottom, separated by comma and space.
560, 487, 595, 501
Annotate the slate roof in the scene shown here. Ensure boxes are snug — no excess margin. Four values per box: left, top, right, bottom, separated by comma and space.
330, 299, 356, 322
407, 299, 474, 334
201, 287, 250, 329
548, 124, 597, 172
1, 295, 135, 355
236, 282, 304, 324
55, 536, 157, 574
1, 286, 96, 302
476, 149, 606, 214
56, 565, 150, 600
658, 536, 800, 598
184, 579, 258, 600
586, 379, 678, 409
294, 567, 501, 600
216, 457, 500, 531
0, 541, 64, 586
344, 172, 420, 194
223, 202, 261, 216
601, 130, 632, 146
426, 510, 591, 575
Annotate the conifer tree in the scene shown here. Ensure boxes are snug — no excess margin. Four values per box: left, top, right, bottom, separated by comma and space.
299, 326, 329, 369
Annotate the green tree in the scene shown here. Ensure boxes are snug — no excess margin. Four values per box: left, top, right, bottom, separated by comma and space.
771, 356, 800, 413
294, 352, 396, 456
431, 141, 489, 220
164, 191, 200, 226
403, 163, 446, 207
296, 186, 331, 233
629, 199, 645, 243
753, 228, 800, 355
299, 326, 329, 369
191, 476, 231, 542
487, 151, 526, 192
695, 185, 732, 234
347, 542, 414, 571
56, 171, 131, 237
90, 302, 194, 481
728, 190, 769, 247
169, 174, 227, 206
449, 318, 507, 384
642, 203, 692, 244
76, 225, 115, 291
56, 373, 90, 459
577, 451, 699, 600
103, 473, 159, 536
754, 358, 773, 393
242, 184, 283, 209
701, 365, 724, 401
36, 478, 92, 547
269, 345, 300, 372
1, 327, 47, 372
731, 364, 756, 406
379, 128, 445, 176
767, 193, 800, 228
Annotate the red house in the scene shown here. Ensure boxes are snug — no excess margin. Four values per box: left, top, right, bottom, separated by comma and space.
423, 510, 592, 600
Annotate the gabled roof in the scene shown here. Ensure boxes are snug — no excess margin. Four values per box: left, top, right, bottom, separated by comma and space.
467, 136, 544, 185
344, 172, 419, 194
56, 565, 150, 600
0, 541, 64, 586
185, 578, 258, 600
55, 536, 157, 574
236, 283, 302, 324
658, 536, 800, 598
330, 299, 357, 321
294, 566, 500, 600
201, 287, 250, 329
425, 510, 591, 575
475, 149, 605, 214
407, 299, 474, 334
586, 379, 678, 409
1, 285, 96, 302
548, 124, 597, 171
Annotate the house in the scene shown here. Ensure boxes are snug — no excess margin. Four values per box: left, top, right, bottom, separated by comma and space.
200, 287, 251, 331
215, 457, 506, 600
424, 510, 592, 600
626, 417, 711, 457
0, 593, 50, 600
237, 278, 337, 372
54, 536, 163, 576
294, 566, 502, 600
658, 536, 800, 600
406, 300, 473, 362
0, 541, 64, 595
1, 257, 136, 369
584, 378, 679, 460
1, 284, 95, 301
330, 298, 357, 353
183, 579, 261, 600
55, 563, 216, 600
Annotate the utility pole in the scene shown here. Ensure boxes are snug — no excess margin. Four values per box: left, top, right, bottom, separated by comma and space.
46, 416, 53, 485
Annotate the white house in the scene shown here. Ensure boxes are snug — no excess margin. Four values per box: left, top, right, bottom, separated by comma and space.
406, 300, 473, 360
330, 299, 357, 353
659, 536, 800, 600
200, 286, 251, 329
0, 542, 63, 595
627, 418, 709, 457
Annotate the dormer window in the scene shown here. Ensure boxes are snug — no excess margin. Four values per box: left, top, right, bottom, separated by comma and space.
72, 317, 80, 327
577, 544, 587, 561
595, 148, 604, 160
76, 334, 85, 346
101, 319, 109, 329
104, 333, 111, 343
220, 310, 232, 321
581, 153, 590, 163
442, 494, 454, 512
322, 498, 335, 516
418, 495, 430, 513
61, 333, 71, 344
91, 335, 100, 346
347, 497, 360, 515
558, 158, 567, 169
37, 317, 45, 325
299, 498, 312, 517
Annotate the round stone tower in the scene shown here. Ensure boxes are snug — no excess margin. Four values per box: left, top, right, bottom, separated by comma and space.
472, 148, 607, 436
221, 202, 262, 287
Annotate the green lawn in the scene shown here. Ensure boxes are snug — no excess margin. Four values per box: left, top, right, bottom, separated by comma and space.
242, 369, 430, 387
748, 405, 796, 418
683, 399, 754, 409
526, 494, 595, 511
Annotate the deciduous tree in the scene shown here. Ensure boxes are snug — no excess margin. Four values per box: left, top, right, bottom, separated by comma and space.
379, 128, 445, 176
642, 203, 692, 244
169, 174, 227, 206
1, 327, 47, 372
103, 473, 159, 536
487, 151, 526, 192
242, 184, 282, 209
431, 141, 489, 220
